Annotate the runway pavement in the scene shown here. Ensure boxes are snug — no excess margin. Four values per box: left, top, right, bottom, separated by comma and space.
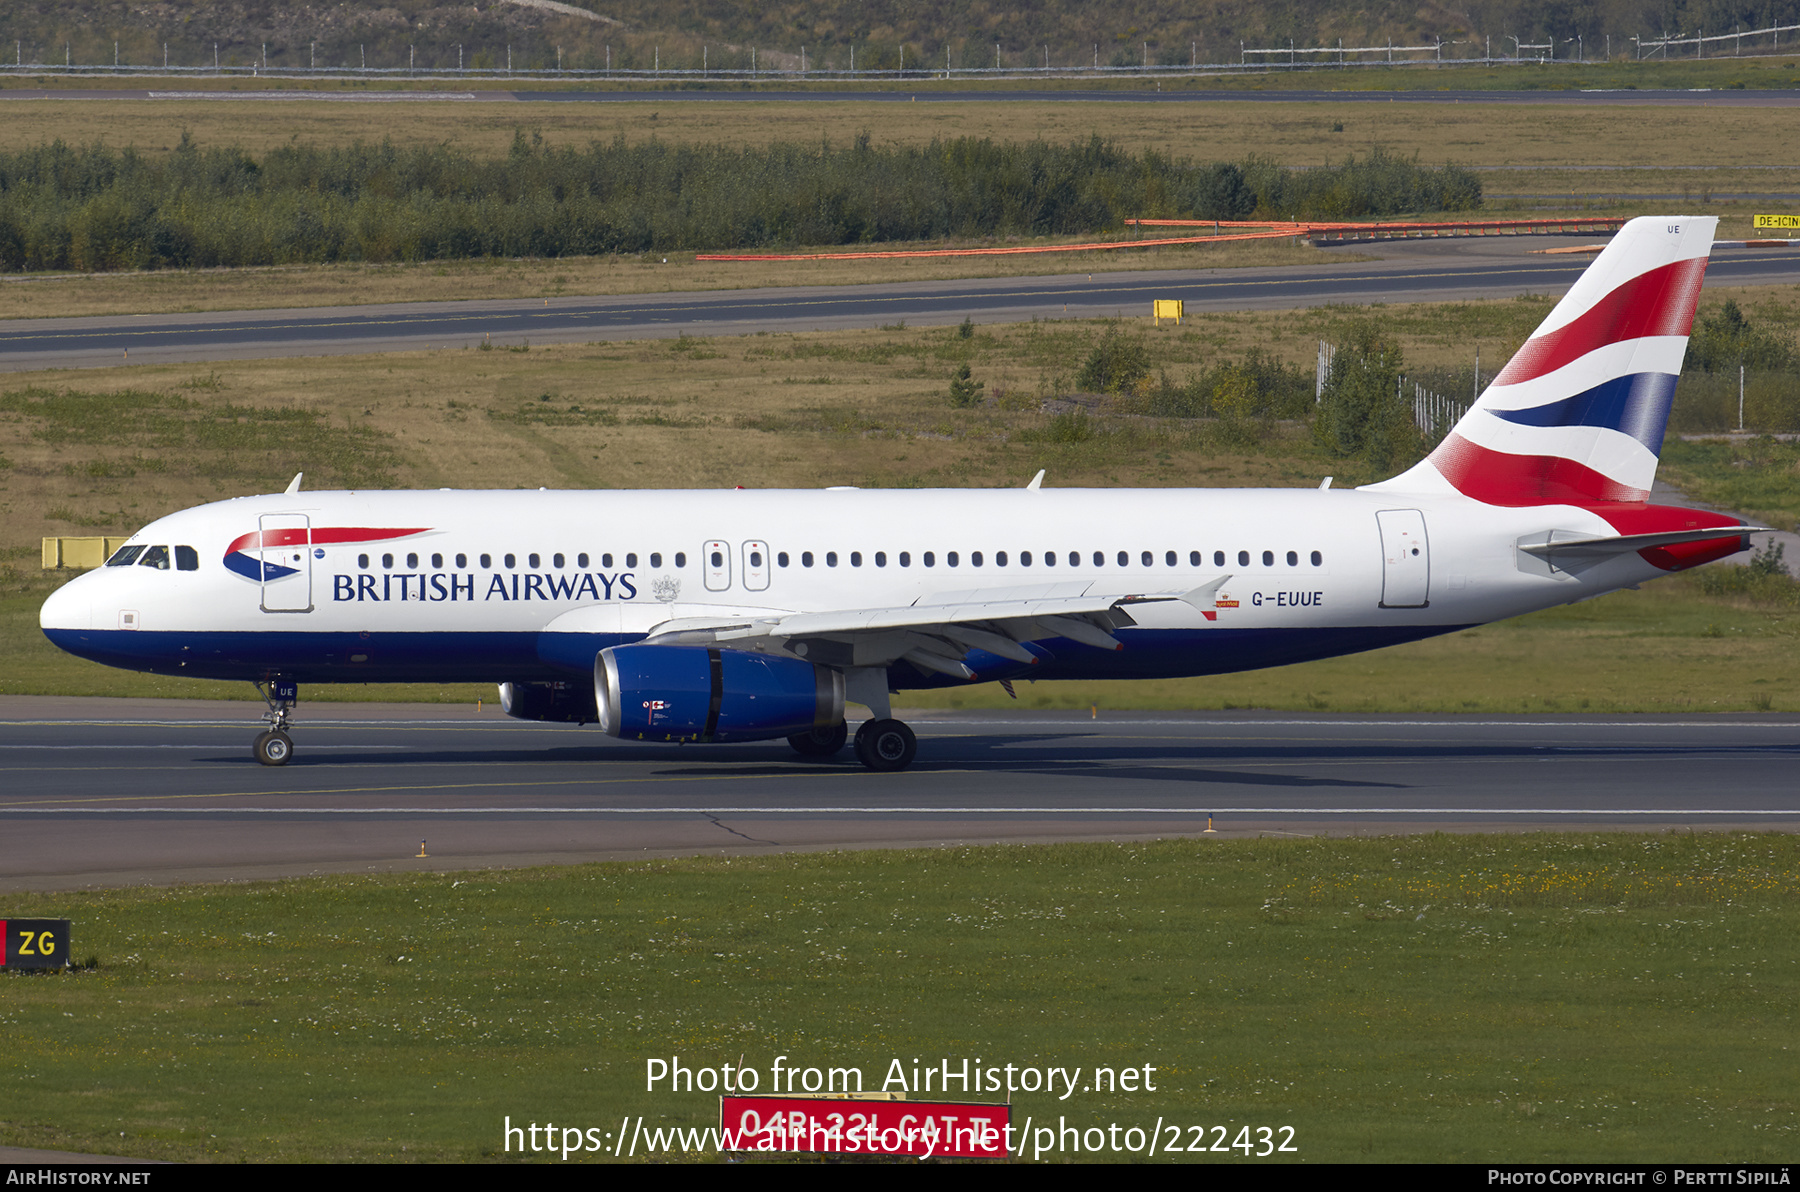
7, 239, 1800, 371
2, 697, 1795, 891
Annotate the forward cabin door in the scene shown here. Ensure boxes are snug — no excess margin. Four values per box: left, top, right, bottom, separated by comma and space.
1376, 509, 1430, 609
258, 513, 313, 613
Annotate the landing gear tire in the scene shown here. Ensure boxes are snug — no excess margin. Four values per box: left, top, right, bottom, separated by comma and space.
854, 718, 917, 772
788, 721, 848, 758
253, 730, 293, 767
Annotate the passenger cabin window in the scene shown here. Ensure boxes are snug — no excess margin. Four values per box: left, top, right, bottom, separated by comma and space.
996, 551, 1008, 567
602, 554, 614, 568
827, 551, 838, 567
480, 554, 492, 569
107, 545, 145, 567
383, 553, 395, 569
923, 551, 935, 567
850, 552, 862, 567
528, 553, 540, 569
1262, 550, 1275, 566
358, 553, 370, 570
1311, 551, 1323, 566
176, 546, 199, 571
899, 552, 911, 567
504, 554, 517, 569
650, 553, 662, 568
875, 551, 887, 567
674, 552, 686, 568
1215, 551, 1226, 567
802, 552, 814, 567
778, 552, 790, 568
1287, 551, 1299, 566
408, 552, 420, 569
577, 553, 588, 568
432, 553, 444, 569
457, 553, 469, 568
626, 553, 638, 568
1237, 550, 1250, 567
553, 553, 565, 569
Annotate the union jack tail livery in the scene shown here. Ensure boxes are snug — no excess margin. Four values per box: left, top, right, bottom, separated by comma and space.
1376, 216, 1716, 506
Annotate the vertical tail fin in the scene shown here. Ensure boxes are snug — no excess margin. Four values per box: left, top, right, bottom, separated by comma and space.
1371, 216, 1716, 505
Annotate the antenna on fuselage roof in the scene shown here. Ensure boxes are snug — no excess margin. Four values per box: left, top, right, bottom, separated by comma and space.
1026, 469, 1045, 490
284, 473, 303, 494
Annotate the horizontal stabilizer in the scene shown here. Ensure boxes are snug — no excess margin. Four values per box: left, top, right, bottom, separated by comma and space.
1518, 525, 1765, 559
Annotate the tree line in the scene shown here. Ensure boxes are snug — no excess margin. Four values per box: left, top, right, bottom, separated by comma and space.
0, 133, 1480, 273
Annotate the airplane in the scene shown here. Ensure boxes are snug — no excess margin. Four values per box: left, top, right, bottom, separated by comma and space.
39, 216, 1759, 772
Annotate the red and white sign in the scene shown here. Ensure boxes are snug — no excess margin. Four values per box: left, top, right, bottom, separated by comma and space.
720, 1096, 1010, 1158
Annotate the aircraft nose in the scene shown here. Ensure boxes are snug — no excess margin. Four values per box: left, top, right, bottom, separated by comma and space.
40, 574, 94, 632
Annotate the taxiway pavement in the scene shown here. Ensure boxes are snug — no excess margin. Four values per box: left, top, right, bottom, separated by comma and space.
3, 697, 1794, 891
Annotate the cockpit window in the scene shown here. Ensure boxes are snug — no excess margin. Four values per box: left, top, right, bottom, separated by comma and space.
106, 545, 146, 567
175, 546, 199, 571
138, 546, 171, 570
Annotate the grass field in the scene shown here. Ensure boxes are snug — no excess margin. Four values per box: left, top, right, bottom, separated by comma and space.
3, 834, 1797, 1162
5, 95, 1800, 185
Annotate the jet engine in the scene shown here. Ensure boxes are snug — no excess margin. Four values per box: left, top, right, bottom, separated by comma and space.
595, 644, 844, 743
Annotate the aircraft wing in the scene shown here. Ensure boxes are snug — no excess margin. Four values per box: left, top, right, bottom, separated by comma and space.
643, 575, 1233, 679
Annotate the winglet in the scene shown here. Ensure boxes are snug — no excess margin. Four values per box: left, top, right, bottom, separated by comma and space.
1026, 469, 1045, 491
284, 472, 304, 495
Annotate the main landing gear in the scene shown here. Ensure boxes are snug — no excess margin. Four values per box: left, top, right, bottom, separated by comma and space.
785, 718, 919, 771
853, 719, 917, 772
253, 678, 298, 766
787, 720, 848, 758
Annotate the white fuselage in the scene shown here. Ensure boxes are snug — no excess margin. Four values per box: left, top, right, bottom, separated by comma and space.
40, 485, 1665, 690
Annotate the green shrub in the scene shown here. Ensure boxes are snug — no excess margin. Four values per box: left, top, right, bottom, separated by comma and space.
1076, 326, 1151, 394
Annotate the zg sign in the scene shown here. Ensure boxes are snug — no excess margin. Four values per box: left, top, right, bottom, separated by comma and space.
3, 919, 71, 969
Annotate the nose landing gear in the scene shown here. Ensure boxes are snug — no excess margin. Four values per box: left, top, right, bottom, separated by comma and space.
253, 678, 298, 766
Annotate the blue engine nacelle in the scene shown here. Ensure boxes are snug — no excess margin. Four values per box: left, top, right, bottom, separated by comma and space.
595, 644, 845, 743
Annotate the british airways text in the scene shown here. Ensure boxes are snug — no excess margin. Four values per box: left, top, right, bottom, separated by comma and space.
332, 571, 639, 602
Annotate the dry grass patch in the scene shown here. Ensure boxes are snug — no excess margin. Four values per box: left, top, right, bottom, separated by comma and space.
6, 97, 1800, 172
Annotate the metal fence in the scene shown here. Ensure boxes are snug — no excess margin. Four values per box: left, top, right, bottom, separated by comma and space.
12, 30, 1796, 82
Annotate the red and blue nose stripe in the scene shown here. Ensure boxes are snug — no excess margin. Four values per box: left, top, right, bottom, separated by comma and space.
223, 527, 430, 582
